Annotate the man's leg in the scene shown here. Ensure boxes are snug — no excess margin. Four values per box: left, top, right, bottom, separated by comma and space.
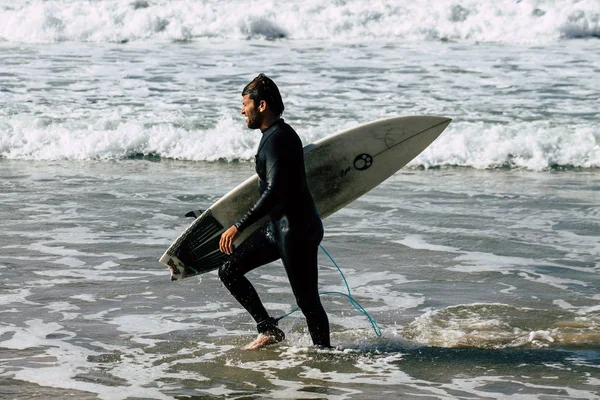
218, 223, 281, 332
281, 237, 331, 348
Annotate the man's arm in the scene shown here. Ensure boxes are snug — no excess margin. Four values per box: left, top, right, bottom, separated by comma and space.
220, 135, 289, 254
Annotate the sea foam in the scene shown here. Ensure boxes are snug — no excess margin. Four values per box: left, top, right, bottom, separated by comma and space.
0, 0, 598, 43
1, 115, 598, 170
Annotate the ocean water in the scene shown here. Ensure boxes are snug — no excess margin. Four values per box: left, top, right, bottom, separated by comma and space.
1, 1, 599, 399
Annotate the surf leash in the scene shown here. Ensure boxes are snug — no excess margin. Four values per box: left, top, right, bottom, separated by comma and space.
275, 244, 382, 337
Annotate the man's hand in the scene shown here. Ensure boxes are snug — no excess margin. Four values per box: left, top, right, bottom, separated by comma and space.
219, 226, 239, 255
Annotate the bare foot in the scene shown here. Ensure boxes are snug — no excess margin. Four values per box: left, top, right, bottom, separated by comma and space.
241, 329, 285, 350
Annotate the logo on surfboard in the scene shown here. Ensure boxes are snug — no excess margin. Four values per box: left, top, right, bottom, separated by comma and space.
354, 153, 373, 170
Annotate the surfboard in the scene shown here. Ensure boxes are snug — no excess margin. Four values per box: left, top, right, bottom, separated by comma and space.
160, 115, 451, 280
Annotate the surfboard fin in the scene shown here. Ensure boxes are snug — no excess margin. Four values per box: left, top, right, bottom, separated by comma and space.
185, 209, 205, 219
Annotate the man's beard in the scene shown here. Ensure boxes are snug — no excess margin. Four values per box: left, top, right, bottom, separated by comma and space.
246, 109, 264, 129
246, 109, 263, 129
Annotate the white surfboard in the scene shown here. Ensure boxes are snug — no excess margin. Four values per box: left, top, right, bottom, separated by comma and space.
160, 115, 451, 280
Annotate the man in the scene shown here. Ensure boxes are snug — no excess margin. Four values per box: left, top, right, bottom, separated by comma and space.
218, 74, 330, 350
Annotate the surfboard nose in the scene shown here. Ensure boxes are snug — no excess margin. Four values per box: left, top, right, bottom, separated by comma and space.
429, 116, 452, 126
424, 116, 452, 135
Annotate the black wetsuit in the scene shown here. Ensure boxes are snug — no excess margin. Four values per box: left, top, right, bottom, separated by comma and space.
218, 119, 330, 347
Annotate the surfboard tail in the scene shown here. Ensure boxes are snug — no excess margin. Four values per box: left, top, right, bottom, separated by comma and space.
160, 253, 201, 281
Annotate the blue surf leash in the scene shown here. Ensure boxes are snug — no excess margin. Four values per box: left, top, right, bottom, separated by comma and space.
275, 244, 382, 337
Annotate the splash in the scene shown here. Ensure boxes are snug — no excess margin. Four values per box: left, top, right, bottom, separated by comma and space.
403, 303, 600, 349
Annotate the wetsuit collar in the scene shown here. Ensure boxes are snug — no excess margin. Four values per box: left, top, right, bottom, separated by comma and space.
261, 118, 284, 134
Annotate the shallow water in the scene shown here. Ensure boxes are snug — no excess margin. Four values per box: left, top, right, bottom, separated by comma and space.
1, 160, 598, 399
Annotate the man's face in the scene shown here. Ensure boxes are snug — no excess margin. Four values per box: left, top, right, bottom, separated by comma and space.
241, 94, 263, 129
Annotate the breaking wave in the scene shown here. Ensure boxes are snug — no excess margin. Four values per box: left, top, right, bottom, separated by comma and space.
0, 0, 599, 44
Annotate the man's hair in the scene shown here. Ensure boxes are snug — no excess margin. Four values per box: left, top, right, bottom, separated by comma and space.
242, 74, 285, 116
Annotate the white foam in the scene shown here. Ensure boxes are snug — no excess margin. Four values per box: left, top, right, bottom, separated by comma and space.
396, 235, 460, 253
582, 304, 600, 313
0, 114, 257, 162
50, 256, 86, 267
109, 314, 200, 335
498, 283, 517, 294
298, 353, 412, 385
451, 252, 540, 273
31, 268, 161, 282
0, 319, 72, 350
442, 375, 599, 400
0, 288, 39, 306
517, 271, 588, 290
529, 330, 555, 343
0, 0, 598, 43
404, 302, 600, 351
554, 299, 576, 310
94, 261, 120, 270
44, 301, 80, 313
413, 121, 600, 170
405, 304, 529, 348
2, 319, 199, 400
396, 235, 575, 280
3, 113, 597, 170
83, 307, 123, 321
70, 294, 97, 302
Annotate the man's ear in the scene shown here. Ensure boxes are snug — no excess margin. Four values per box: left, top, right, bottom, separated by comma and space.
258, 100, 267, 112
